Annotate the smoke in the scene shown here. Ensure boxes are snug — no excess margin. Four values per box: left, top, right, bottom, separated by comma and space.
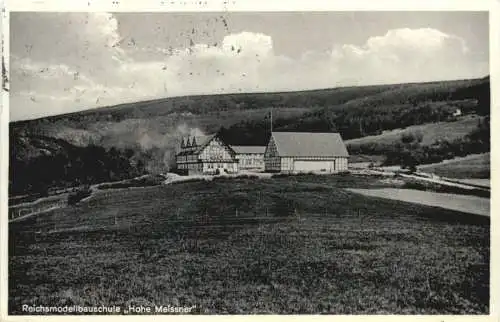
162, 150, 173, 172
48, 118, 209, 174
134, 122, 206, 152
176, 123, 206, 138
133, 122, 208, 173
138, 132, 155, 150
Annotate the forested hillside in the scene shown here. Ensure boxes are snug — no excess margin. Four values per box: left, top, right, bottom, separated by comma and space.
9, 76, 490, 195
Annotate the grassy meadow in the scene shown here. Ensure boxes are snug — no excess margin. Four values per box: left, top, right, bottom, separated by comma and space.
418, 153, 490, 179
345, 115, 482, 148
9, 175, 489, 314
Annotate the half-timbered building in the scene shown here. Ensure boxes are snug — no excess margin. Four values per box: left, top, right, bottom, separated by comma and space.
264, 132, 349, 173
176, 134, 238, 175
231, 146, 266, 172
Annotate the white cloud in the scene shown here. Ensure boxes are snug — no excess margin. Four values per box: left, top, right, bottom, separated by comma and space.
365, 28, 467, 54
221, 32, 274, 56
84, 12, 127, 63
11, 57, 95, 84
330, 28, 478, 85
10, 15, 488, 121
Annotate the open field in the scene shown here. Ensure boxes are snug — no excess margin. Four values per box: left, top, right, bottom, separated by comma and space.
345, 115, 482, 147
9, 175, 489, 314
418, 153, 490, 179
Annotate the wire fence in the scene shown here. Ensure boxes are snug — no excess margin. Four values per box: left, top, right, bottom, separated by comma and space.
8, 200, 66, 222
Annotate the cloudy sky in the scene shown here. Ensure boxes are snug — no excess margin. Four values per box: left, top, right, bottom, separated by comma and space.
10, 11, 489, 121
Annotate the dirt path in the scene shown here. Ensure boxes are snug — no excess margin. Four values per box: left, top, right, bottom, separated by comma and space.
346, 188, 490, 217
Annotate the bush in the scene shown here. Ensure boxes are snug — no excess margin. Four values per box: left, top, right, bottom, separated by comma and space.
68, 187, 92, 205
97, 175, 165, 190
212, 174, 259, 182
170, 177, 211, 185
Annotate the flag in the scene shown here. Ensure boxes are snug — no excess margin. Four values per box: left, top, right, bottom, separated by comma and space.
264, 108, 273, 132
264, 108, 273, 120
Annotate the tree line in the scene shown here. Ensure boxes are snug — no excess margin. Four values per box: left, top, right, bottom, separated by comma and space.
9, 139, 148, 196
9, 77, 489, 195
218, 97, 488, 146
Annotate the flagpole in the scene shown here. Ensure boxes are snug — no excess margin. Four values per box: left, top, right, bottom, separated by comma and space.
270, 107, 273, 133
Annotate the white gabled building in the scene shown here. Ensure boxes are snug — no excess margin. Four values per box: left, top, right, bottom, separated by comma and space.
176, 134, 238, 175
231, 145, 266, 172
264, 132, 349, 173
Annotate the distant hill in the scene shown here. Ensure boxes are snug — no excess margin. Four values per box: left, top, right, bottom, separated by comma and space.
9, 76, 490, 195
15, 76, 488, 124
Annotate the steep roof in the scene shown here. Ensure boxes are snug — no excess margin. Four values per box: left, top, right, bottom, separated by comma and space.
271, 132, 349, 157
181, 134, 215, 148
178, 134, 217, 156
231, 145, 266, 154
191, 135, 215, 148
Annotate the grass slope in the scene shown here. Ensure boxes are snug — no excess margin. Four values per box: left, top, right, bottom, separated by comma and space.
418, 153, 490, 179
345, 115, 482, 147
11, 77, 488, 149
9, 175, 489, 314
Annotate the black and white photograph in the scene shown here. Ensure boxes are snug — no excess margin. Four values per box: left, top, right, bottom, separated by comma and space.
3, 3, 494, 316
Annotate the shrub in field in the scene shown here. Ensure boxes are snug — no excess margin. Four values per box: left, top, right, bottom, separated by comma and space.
212, 174, 260, 183
67, 187, 92, 205
272, 172, 314, 179
235, 174, 260, 180
170, 177, 211, 185
271, 173, 289, 178
97, 175, 165, 190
